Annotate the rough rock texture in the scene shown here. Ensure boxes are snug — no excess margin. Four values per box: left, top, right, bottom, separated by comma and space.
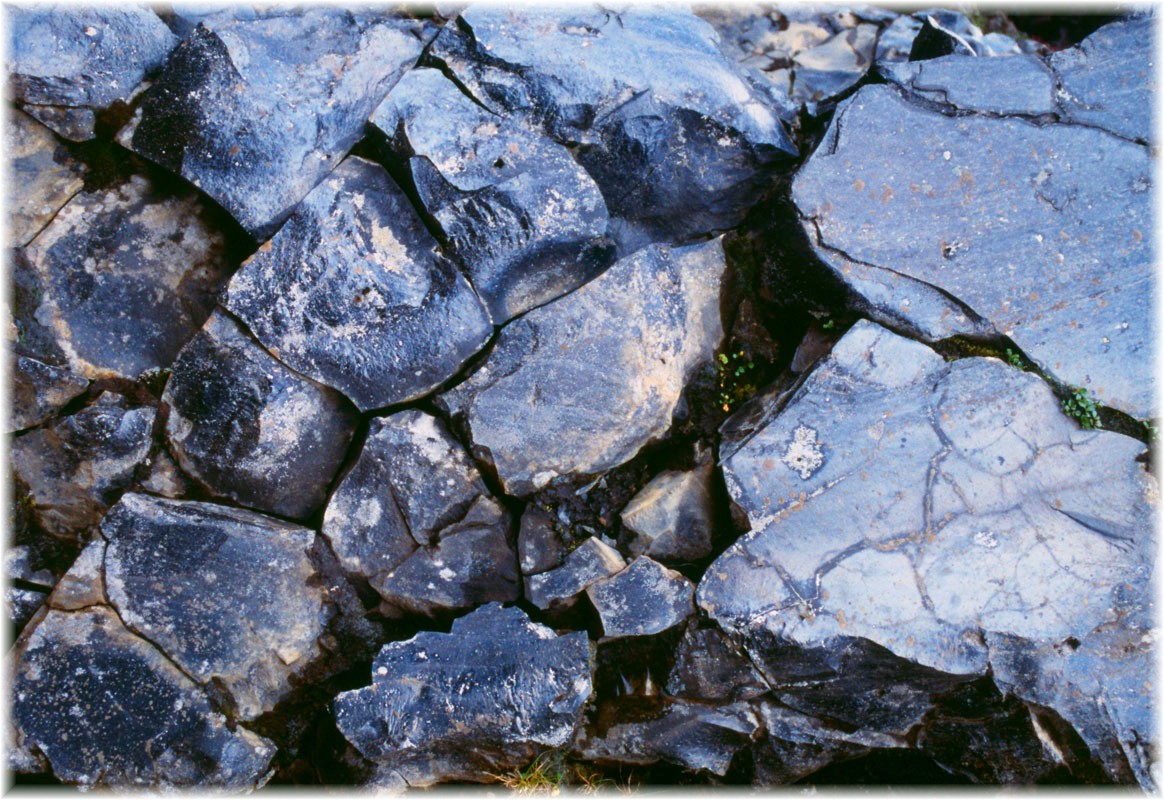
425, 6, 796, 251
699, 321, 1155, 784
223, 157, 492, 412
440, 240, 727, 496
525, 536, 626, 613
22, 175, 233, 381
7, 110, 86, 247
11, 393, 154, 539
333, 603, 592, 785
322, 409, 517, 617
10, 355, 89, 433
163, 310, 358, 519
7, 6, 177, 141
127, 9, 430, 239
620, 460, 715, 563
371, 68, 614, 323
587, 557, 695, 639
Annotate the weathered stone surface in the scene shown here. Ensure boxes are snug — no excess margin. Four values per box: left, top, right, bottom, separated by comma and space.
439, 240, 727, 496
7, 110, 86, 247
9, 605, 275, 788
699, 321, 1155, 783
101, 492, 326, 720
8, 6, 177, 141
371, 68, 614, 323
793, 79, 1153, 418
163, 310, 358, 519
587, 557, 694, 639
525, 536, 625, 613
23, 175, 233, 381
334, 603, 592, 785
223, 157, 492, 411
127, 9, 429, 239
881, 54, 1058, 115
517, 504, 569, 577
620, 461, 715, 563
11, 393, 154, 539
664, 620, 767, 704
10, 355, 89, 433
425, 6, 795, 250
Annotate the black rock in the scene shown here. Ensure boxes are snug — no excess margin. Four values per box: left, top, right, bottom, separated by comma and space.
586, 556, 695, 639
525, 536, 625, 613
664, 620, 768, 704
10, 355, 89, 433
881, 54, 1058, 116
517, 504, 569, 577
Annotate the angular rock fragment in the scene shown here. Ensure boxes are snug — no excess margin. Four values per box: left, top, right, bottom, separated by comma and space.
791, 24, 878, 111
7, 6, 177, 141
881, 54, 1057, 115
10, 355, 89, 433
11, 393, 154, 539
334, 603, 592, 785
163, 310, 358, 520
6, 110, 86, 247
664, 620, 768, 703
23, 175, 233, 381
751, 701, 870, 784
371, 68, 614, 323
587, 557, 694, 639
439, 240, 727, 496
127, 9, 430, 238
223, 157, 492, 411
620, 461, 715, 563
525, 536, 625, 613
101, 492, 326, 719
517, 504, 569, 577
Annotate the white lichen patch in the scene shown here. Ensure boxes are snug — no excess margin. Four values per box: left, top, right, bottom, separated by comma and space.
782, 424, 824, 480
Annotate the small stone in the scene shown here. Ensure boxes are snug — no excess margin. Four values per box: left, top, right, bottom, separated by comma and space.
587, 556, 695, 639
517, 504, 568, 576
10, 355, 89, 433
525, 537, 626, 612
664, 620, 768, 703
620, 461, 715, 564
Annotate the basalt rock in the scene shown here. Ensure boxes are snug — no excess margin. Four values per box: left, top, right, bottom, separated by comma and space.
525, 536, 626, 614
587, 557, 695, 639
620, 460, 716, 564
7, 110, 86, 247
880, 53, 1058, 115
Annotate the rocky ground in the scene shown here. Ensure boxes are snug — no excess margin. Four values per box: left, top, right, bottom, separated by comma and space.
5, 2, 1156, 791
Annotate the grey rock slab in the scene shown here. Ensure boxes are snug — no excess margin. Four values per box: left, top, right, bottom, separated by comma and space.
587, 557, 695, 639
793, 83, 1153, 418
11, 393, 154, 540
8, 6, 177, 141
333, 603, 592, 785
6, 110, 86, 247
127, 9, 429, 239
10, 355, 89, 433
620, 461, 715, 563
525, 536, 626, 613
23, 175, 233, 381
881, 54, 1058, 116
664, 620, 768, 703
439, 239, 727, 497
371, 68, 614, 323
163, 310, 358, 520
10, 605, 275, 788
223, 156, 492, 412
101, 492, 326, 720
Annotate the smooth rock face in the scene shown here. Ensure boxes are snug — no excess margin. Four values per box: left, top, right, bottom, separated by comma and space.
699, 321, 1155, 782
440, 240, 727, 496
587, 557, 695, 639
11, 393, 154, 539
8, 6, 177, 140
101, 493, 326, 720
223, 157, 492, 412
163, 310, 358, 520
620, 461, 715, 563
371, 68, 614, 323
333, 603, 592, 785
425, 6, 795, 250
10, 606, 275, 788
128, 9, 429, 239
525, 536, 626, 613
23, 176, 233, 381
881, 54, 1058, 115
793, 81, 1153, 418
7, 110, 86, 246
10, 355, 89, 433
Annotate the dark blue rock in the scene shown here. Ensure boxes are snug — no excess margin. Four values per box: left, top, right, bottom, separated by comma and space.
10, 355, 89, 433
881, 53, 1057, 115
587, 556, 695, 639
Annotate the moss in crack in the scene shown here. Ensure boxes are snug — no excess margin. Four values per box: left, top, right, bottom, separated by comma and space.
1060, 386, 1102, 430
716, 349, 757, 413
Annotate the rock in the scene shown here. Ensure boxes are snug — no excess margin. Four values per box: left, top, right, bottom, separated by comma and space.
370, 68, 614, 323
10, 355, 89, 433
127, 9, 430, 239
439, 240, 727, 497
881, 54, 1058, 115
664, 620, 768, 703
751, 701, 870, 784
698, 320, 1155, 783
517, 504, 569, 576
586, 557, 694, 639
424, 6, 795, 251
163, 310, 358, 520
7, 6, 177, 141
792, 24, 879, 111
101, 492, 326, 720
11, 393, 154, 540
9, 605, 275, 788
792, 78, 1153, 418
620, 461, 715, 564
333, 603, 592, 785
222, 157, 492, 412
6, 110, 86, 247
22, 175, 233, 381
525, 536, 626, 613
875, 15, 923, 63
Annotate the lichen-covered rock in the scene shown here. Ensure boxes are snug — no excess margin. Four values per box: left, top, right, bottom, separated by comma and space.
333, 603, 592, 786
439, 240, 727, 497
620, 461, 715, 564
587, 557, 694, 639
525, 537, 625, 613
10, 355, 89, 433
11, 393, 154, 539
699, 320, 1155, 785
101, 492, 326, 720
163, 310, 358, 520
424, 6, 796, 251
127, 9, 430, 239
22, 175, 233, 381
371, 68, 614, 323
6, 110, 86, 247
7, 6, 177, 141
223, 157, 492, 412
